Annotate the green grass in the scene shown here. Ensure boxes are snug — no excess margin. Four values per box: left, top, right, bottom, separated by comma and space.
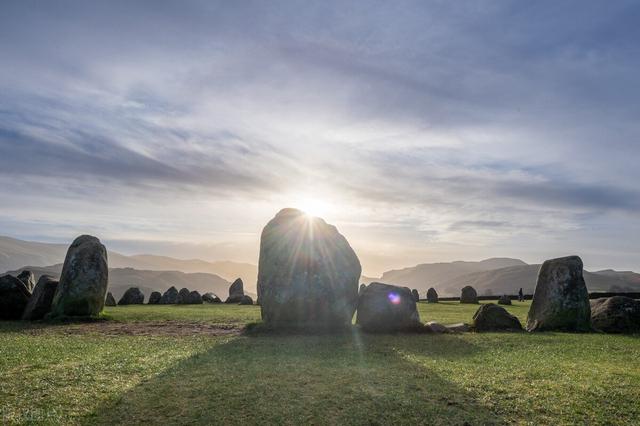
1, 302, 639, 425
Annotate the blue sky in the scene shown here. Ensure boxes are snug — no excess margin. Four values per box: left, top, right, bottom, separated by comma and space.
1, 1, 639, 275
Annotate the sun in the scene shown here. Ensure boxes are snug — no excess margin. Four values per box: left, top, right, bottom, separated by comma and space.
293, 197, 330, 218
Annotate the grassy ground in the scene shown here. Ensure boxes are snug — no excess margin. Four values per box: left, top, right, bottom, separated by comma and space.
0, 301, 638, 425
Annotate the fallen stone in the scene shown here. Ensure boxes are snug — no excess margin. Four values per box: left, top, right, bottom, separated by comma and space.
473, 303, 523, 332
22, 275, 58, 320
590, 296, 640, 333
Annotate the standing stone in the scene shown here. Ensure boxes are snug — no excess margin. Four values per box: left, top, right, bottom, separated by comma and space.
411, 289, 420, 302
187, 290, 203, 304
17, 270, 36, 292
0, 275, 31, 320
105, 292, 117, 307
460, 286, 478, 304
498, 295, 512, 305
473, 303, 523, 332
359, 284, 366, 295
148, 291, 162, 305
225, 278, 245, 303
426, 287, 439, 303
257, 209, 361, 329
239, 295, 254, 305
203, 292, 222, 303
22, 275, 58, 320
118, 287, 145, 305
178, 288, 191, 304
50, 235, 108, 318
526, 256, 591, 332
159, 286, 180, 304
356, 282, 421, 332
590, 297, 640, 333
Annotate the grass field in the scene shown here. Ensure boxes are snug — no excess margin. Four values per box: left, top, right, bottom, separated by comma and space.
1, 301, 639, 425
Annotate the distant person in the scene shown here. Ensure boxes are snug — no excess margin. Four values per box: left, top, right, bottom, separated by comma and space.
518, 288, 524, 302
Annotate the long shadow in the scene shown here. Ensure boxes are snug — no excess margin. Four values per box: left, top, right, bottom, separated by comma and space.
84, 331, 504, 425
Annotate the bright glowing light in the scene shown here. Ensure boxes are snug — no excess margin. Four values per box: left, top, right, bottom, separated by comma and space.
293, 197, 330, 218
387, 292, 401, 305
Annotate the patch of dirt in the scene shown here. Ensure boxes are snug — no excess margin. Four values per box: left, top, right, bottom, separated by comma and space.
22, 321, 244, 337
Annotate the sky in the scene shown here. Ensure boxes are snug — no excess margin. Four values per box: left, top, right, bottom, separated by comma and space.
1, 1, 639, 276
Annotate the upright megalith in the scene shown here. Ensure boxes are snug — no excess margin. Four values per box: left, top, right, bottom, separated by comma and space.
17, 270, 36, 292
118, 287, 145, 305
257, 208, 361, 330
148, 291, 161, 305
225, 278, 245, 303
105, 292, 117, 307
187, 290, 203, 304
356, 282, 421, 332
411, 289, 420, 302
426, 287, 438, 303
460, 286, 478, 304
159, 286, 179, 304
50, 235, 108, 318
178, 288, 191, 304
526, 256, 591, 332
22, 275, 58, 320
0, 275, 31, 320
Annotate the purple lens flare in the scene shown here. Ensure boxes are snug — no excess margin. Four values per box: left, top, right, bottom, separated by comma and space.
387, 292, 401, 305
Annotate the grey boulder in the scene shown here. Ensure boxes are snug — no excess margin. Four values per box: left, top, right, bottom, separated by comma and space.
225, 278, 245, 303
22, 275, 58, 320
187, 291, 203, 304
105, 292, 117, 307
426, 287, 438, 303
178, 288, 191, 304
118, 287, 145, 305
498, 295, 512, 305
473, 303, 523, 332
257, 209, 361, 330
590, 297, 640, 333
526, 256, 591, 332
411, 289, 420, 302
239, 295, 254, 305
203, 292, 222, 303
17, 270, 36, 292
0, 275, 31, 320
356, 282, 421, 332
49, 235, 109, 318
148, 291, 162, 305
159, 286, 180, 304
460, 286, 478, 304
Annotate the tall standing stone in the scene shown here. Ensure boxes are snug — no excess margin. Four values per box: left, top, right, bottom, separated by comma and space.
17, 270, 36, 292
178, 288, 191, 304
50, 235, 108, 318
0, 275, 31, 320
411, 289, 420, 302
460, 286, 478, 304
22, 275, 58, 320
225, 278, 245, 303
159, 286, 180, 304
148, 291, 162, 305
526, 256, 591, 332
257, 208, 361, 330
426, 287, 439, 303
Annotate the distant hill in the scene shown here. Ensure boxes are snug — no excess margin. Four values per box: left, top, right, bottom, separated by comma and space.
3, 264, 235, 301
0, 235, 258, 292
379, 258, 527, 291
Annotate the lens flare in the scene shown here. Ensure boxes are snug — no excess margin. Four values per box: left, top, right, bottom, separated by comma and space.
387, 292, 401, 305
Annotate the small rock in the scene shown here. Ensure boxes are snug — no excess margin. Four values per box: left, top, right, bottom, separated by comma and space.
473, 303, 523, 332
22, 275, 58, 320
498, 295, 512, 305
105, 292, 117, 306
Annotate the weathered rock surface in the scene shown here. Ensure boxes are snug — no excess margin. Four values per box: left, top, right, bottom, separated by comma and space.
426, 287, 438, 303
187, 290, 203, 304
148, 291, 161, 305
203, 292, 222, 303
22, 275, 58, 320
359, 284, 366, 294
425, 321, 449, 333
411, 289, 420, 302
447, 323, 471, 333
473, 303, 523, 332
239, 295, 254, 305
498, 295, 512, 305
356, 282, 421, 332
17, 270, 36, 292
460, 286, 478, 304
225, 278, 245, 303
0, 275, 31, 320
257, 209, 361, 329
590, 296, 640, 333
526, 256, 591, 332
178, 288, 191, 304
50, 235, 108, 318
118, 287, 145, 305
159, 286, 180, 304
105, 292, 117, 306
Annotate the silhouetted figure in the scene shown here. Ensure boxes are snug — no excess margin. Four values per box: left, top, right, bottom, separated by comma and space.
518, 288, 524, 302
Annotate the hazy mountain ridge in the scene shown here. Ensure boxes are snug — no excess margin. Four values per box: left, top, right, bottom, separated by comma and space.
0, 236, 258, 292
2, 264, 237, 301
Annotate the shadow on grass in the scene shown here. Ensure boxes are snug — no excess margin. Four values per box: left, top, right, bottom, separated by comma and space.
84, 331, 503, 425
